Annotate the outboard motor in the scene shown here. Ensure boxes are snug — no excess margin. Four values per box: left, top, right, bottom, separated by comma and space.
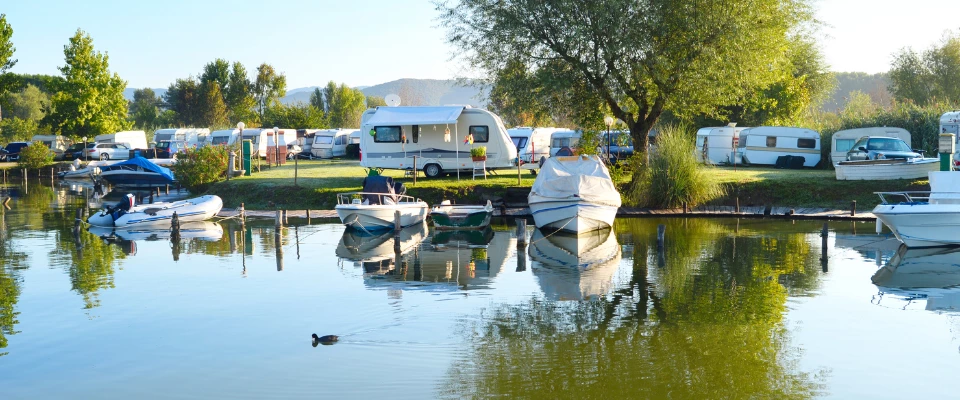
109, 194, 135, 221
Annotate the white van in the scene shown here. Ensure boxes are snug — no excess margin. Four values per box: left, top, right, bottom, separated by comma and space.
209, 129, 241, 146
312, 129, 359, 159
831, 127, 910, 164
30, 134, 70, 160
695, 125, 749, 165
549, 130, 581, 156
738, 127, 821, 167
359, 106, 518, 178
152, 128, 210, 148
95, 130, 148, 150
508, 127, 561, 166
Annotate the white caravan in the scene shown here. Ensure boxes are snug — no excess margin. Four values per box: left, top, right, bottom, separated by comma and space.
359, 106, 518, 178
695, 125, 749, 165
243, 128, 297, 158
549, 130, 581, 156
940, 111, 960, 163
209, 129, 241, 146
831, 127, 911, 164
349, 130, 361, 144
296, 129, 320, 157
311, 129, 358, 159
31, 134, 70, 159
508, 127, 561, 165
737, 127, 821, 167
152, 128, 210, 147
95, 130, 148, 150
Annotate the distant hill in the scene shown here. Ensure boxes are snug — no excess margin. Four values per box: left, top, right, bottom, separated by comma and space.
123, 88, 167, 101
280, 79, 486, 107
822, 72, 891, 113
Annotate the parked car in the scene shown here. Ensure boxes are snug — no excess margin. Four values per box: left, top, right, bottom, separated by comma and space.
155, 140, 188, 158
62, 143, 87, 161
84, 142, 131, 160
845, 136, 923, 161
598, 131, 634, 164
3, 142, 30, 161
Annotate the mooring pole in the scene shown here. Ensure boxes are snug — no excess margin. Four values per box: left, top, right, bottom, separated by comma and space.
171, 211, 181, 241
516, 219, 528, 248
657, 224, 666, 250
394, 210, 401, 232
306, 209, 311, 225
850, 200, 857, 217
276, 209, 282, 228
239, 203, 245, 225
821, 222, 829, 272
735, 197, 740, 213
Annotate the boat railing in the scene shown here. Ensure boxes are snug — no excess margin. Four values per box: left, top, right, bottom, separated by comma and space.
337, 192, 423, 205
875, 191, 960, 204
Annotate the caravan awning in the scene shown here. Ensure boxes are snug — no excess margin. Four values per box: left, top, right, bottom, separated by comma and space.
364, 106, 465, 126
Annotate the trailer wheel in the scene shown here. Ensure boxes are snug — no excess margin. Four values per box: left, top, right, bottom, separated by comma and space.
424, 163, 442, 178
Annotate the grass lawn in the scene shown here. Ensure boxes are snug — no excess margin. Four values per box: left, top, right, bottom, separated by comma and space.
205, 159, 930, 210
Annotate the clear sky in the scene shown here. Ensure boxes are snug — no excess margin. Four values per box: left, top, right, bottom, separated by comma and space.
3, 0, 958, 90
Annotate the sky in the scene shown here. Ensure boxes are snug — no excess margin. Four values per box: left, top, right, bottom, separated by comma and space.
3, 0, 959, 90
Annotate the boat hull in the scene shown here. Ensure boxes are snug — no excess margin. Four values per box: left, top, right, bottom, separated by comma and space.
874, 203, 960, 247
335, 202, 428, 231
99, 170, 175, 187
529, 200, 618, 234
88, 195, 223, 228
835, 158, 939, 180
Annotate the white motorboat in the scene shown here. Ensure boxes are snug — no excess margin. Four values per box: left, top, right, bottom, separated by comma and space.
834, 158, 939, 180
335, 175, 428, 231
88, 194, 223, 228
58, 158, 177, 180
529, 228, 622, 300
873, 171, 960, 247
528, 155, 622, 234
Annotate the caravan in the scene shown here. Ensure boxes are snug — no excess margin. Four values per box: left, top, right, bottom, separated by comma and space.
695, 125, 748, 165
31, 135, 70, 160
152, 128, 210, 147
359, 106, 517, 178
549, 130, 581, 156
241, 128, 298, 158
95, 130, 148, 150
738, 127, 821, 167
209, 129, 241, 146
508, 127, 561, 166
311, 129, 358, 159
831, 127, 910, 164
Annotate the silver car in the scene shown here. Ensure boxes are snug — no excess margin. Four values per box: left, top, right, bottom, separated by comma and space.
84, 143, 131, 160
845, 136, 923, 161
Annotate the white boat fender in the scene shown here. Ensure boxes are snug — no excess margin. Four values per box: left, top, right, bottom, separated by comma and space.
876, 218, 883, 234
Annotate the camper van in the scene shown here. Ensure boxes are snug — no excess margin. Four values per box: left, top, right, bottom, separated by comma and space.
209, 129, 241, 146
695, 125, 749, 165
311, 129, 358, 159
296, 129, 320, 157
95, 130, 148, 150
245, 128, 297, 158
508, 127, 561, 166
549, 130, 581, 156
30, 135, 70, 160
738, 127, 821, 167
941, 111, 960, 163
359, 106, 518, 178
152, 128, 210, 148
831, 127, 911, 164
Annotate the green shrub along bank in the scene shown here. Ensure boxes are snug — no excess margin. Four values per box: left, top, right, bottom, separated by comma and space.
17, 142, 54, 170
629, 125, 725, 208
174, 145, 229, 192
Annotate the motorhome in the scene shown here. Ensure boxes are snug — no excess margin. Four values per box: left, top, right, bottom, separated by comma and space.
296, 129, 320, 157
359, 106, 518, 178
695, 125, 749, 165
940, 111, 960, 163
30, 135, 70, 160
152, 128, 210, 148
95, 130, 148, 150
831, 127, 911, 164
549, 130, 581, 156
209, 129, 241, 146
245, 128, 297, 158
737, 126, 821, 167
312, 129, 359, 159
508, 127, 561, 165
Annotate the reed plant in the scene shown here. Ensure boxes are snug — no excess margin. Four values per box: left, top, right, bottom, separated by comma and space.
628, 124, 725, 208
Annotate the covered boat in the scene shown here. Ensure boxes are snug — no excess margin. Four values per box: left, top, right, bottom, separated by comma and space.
429, 200, 493, 230
335, 175, 428, 230
529, 228, 622, 300
97, 156, 176, 188
528, 155, 622, 234
88, 194, 223, 228
874, 171, 960, 247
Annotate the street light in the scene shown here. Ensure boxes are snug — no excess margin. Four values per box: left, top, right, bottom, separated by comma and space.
82, 136, 88, 160
603, 116, 614, 162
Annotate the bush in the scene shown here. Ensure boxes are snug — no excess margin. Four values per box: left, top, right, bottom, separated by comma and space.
17, 142, 55, 170
174, 145, 228, 192
628, 124, 725, 208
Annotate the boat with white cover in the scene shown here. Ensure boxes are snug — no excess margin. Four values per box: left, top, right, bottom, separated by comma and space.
529, 228, 622, 300
528, 155, 622, 234
873, 171, 960, 247
97, 156, 176, 188
88, 194, 223, 228
335, 175, 428, 231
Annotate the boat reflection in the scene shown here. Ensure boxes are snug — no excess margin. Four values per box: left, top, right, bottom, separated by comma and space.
528, 228, 622, 300
872, 245, 960, 312
88, 221, 225, 257
335, 222, 428, 266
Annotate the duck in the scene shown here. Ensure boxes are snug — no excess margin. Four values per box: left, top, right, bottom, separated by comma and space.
312, 333, 339, 346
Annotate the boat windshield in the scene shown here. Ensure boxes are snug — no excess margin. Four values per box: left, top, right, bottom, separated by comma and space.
868, 138, 911, 152
511, 137, 528, 149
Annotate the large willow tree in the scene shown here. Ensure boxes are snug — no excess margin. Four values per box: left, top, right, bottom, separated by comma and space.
438, 0, 814, 167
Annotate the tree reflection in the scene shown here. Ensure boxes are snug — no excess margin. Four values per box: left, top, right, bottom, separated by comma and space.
0, 265, 22, 355
441, 218, 827, 398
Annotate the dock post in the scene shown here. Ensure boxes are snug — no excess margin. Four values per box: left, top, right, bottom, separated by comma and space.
74, 208, 82, 232
239, 203, 245, 224
171, 211, 181, 240
394, 210, 401, 232
657, 224, 666, 249
735, 197, 740, 213
165, 184, 169, 195
682, 202, 687, 214
149, 191, 154, 204
516, 219, 528, 248
850, 200, 857, 216
275, 210, 282, 228
306, 209, 311, 224
275, 225, 284, 272
820, 222, 829, 272
282, 209, 288, 225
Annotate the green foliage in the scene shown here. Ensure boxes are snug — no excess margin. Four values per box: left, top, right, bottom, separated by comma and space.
365, 95, 386, 108
45, 29, 130, 138
889, 32, 960, 105
0, 13, 15, 76
1, 84, 48, 129
174, 145, 229, 192
324, 81, 366, 128
128, 88, 160, 128
470, 146, 486, 157
17, 141, 55, 169
226, 62, 257, 124
200, 81, 229, 128
254, 63, 287, 121
630, 125, 725, 208
0, 117, 39, 142
262, 102, 326, 129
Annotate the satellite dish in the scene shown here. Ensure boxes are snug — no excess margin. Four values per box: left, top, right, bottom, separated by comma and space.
385, 94, 402, 107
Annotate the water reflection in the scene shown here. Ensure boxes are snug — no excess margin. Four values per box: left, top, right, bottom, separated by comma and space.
872, 246, 960, 312
529, 229, 621, 301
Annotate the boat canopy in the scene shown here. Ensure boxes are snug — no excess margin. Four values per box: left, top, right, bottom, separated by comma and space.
530, 155, 622, 207
110, 156, 175, 181
364, 106, 465, 126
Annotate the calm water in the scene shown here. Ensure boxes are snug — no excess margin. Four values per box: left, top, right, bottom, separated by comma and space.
1, 180, 959, 399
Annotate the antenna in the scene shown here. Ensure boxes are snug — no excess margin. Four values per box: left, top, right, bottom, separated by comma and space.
385, 94, 401, 107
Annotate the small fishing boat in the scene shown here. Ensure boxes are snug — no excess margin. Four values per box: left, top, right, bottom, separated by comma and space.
528, 155, 622, 234
88, 194, 223, 228
335, 175, 428, 231
97, 156, 176, 188
429, 200, 493, 230
834, 157, 939, 180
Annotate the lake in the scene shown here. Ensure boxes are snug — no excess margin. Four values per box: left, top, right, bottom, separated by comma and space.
1, 180, 958, 399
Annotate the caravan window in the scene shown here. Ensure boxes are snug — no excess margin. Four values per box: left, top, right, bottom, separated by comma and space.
797, 138, 816, 149
766, 136, 777, 147
412, 126, 419, 143
211, 136, 229, 145
374, 126, 402, 143
316, 136, 334, 145
469, 126, 489, 142
835, 139, 855, 152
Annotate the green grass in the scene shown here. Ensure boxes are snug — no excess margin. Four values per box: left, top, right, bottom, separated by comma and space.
203, 159, 930, 210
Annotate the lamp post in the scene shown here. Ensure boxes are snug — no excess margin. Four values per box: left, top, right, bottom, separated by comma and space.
82, 136, 88, 160
603, 116, 614, 163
